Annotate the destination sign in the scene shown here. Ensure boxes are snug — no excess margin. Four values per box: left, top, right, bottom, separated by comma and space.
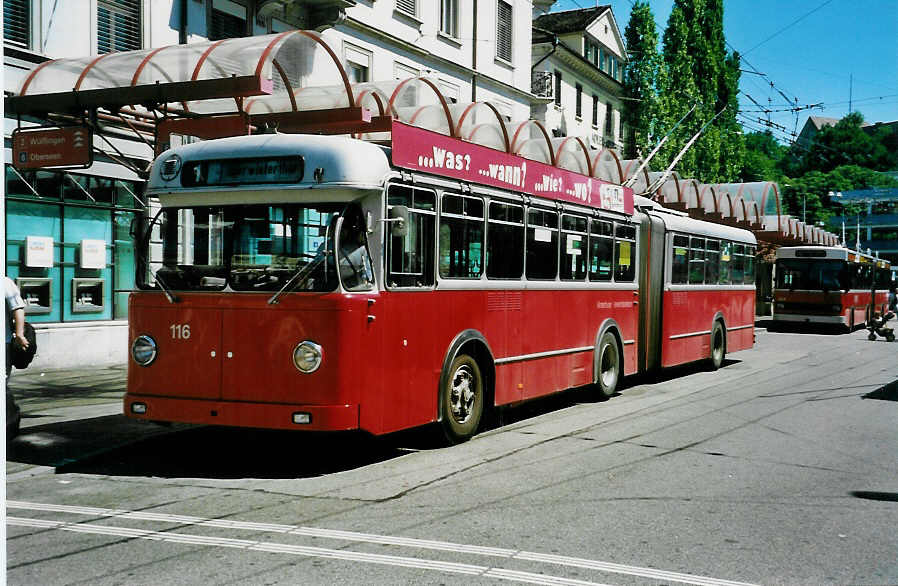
390, 121, 634, 215
12, 126, 92, 170
182, 156, 304, 187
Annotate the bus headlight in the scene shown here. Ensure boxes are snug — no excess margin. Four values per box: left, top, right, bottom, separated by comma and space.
131, 335, 158, 366
293, 341, 323, 373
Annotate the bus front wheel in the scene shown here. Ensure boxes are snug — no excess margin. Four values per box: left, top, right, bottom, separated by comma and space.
594, 331, 621, 400
439, 354, 484, 444
708, 322, 726, 371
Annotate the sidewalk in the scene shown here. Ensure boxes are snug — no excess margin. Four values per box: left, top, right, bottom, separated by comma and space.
7, 364, 127, 429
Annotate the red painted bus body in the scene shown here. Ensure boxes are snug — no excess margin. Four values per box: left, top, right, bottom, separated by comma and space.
125, 130, 756, 441
772, 246, 891, 329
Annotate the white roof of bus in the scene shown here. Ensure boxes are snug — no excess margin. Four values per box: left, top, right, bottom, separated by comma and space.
146, 134, 392, 194
653, 209, 757, 244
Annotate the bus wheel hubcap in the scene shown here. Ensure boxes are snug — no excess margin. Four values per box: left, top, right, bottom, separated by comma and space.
601, 343, 618, 388
450, 365, 476, 423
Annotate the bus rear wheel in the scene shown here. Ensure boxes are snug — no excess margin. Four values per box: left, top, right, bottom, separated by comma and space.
439, 354, 484, 444
708, 322, 726, 371
594, 331, 621, 400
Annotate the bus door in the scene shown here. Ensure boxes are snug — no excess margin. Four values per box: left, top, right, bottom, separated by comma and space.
637, 213, 666, 373
379, 184, 439, 433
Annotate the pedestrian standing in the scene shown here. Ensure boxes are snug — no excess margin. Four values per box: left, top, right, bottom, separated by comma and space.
5, 276, 28, 378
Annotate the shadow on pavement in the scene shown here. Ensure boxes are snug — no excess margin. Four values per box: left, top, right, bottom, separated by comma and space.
8, 417, 406, 479
759, 318, 851, 335
863, 380, 898, 402
7, 359, 734, 479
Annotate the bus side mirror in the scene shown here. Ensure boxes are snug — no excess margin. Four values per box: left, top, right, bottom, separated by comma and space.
386, 205, 409, 238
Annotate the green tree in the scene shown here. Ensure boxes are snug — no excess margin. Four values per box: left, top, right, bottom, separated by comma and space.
717, 49, 744, 181
621, 1, 662, 160
741, 131, 786, 182
657, 3, 698, 177
799, 112, 891, 174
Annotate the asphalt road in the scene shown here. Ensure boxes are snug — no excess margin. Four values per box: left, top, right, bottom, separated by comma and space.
6, 323, 898, 586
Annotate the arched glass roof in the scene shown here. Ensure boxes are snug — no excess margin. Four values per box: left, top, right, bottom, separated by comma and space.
589, 148, 622, 183
552, 137, 591, 175
16, 29, 849, 245
621, 159, 651, 194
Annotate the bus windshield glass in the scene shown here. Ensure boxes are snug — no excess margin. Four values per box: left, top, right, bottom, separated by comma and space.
141, 203, 347, 292
776, 259, 847, 291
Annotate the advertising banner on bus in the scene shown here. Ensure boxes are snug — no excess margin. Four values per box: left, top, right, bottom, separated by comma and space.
391, 121, 634, 215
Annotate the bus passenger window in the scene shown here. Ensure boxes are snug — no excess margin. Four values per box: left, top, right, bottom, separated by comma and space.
614, 223, 636, 282
689, 237, 705, 284
526, 208, 558, 280
705, 239, 720, 284
719, 241, 732, 284
560, 214, 588, 281
439, 194, 484, 278
486, 202, 524, 279
671, 235, 689, 284
731, 244, 745, 284
589, 219, 613, 281
387, 185, 435, 288
744, 246, 755, 284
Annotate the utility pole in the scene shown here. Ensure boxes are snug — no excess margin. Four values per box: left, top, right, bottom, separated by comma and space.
849, 73, 853, 113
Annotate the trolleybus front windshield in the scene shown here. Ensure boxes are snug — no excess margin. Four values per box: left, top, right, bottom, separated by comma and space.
141, 203, 362, 293
776, 259, 847, 291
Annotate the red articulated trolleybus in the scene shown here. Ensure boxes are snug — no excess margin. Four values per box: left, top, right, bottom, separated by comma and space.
125, 120, 756, 443
772, 245, 891, 330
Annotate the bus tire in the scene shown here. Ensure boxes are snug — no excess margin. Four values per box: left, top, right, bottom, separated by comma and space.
708, 322, 726, 371
594, 331, 621, 400
439, 354, 483, 444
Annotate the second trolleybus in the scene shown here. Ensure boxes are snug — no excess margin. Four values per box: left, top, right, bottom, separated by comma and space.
125, 121, 756, 443
772, 245, 891, 330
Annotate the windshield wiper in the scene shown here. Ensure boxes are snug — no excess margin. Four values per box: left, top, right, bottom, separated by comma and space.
268, 216, 340, 305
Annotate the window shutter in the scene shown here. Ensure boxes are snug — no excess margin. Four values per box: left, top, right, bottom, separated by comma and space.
3, 0, 30, 47
496, 1, 512, 62
210, 0, 247, 40
97, 0, 141, 54
397, 0, 417, 17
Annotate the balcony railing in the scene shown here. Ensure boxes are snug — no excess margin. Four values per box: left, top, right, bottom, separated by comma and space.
531, 70, 554, 100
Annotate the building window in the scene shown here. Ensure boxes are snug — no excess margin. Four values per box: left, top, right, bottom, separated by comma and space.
592, 95, 599, 127
496, 0, 512, 62
584, 39, 598, 66
440, 0, 458, 37
554, 70, 562, 106
209, 0, 247, 40
575, 84, 582, 119
605, 102, 614, 141
345, 43, 372, 83
396, 0, 418, 18
439, 80, 461, 104
4, 0, 29, 48
97, 0, 141, 54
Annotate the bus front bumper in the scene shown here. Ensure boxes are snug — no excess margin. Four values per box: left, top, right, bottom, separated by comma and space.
124, 394, 359, 431
772, 313, 846, 325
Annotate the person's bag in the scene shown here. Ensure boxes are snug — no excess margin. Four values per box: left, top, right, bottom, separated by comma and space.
11, 322, 37, 369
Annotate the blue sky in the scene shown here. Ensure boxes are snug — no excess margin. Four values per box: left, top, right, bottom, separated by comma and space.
549, 0, 898, 142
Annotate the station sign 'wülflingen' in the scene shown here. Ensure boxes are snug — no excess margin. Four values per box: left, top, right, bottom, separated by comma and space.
12, 126, 93, 170
390, 120, 634, 215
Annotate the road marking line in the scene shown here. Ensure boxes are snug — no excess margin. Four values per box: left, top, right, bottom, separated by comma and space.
8, 516, 608, 586
8, 501, 758, 586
